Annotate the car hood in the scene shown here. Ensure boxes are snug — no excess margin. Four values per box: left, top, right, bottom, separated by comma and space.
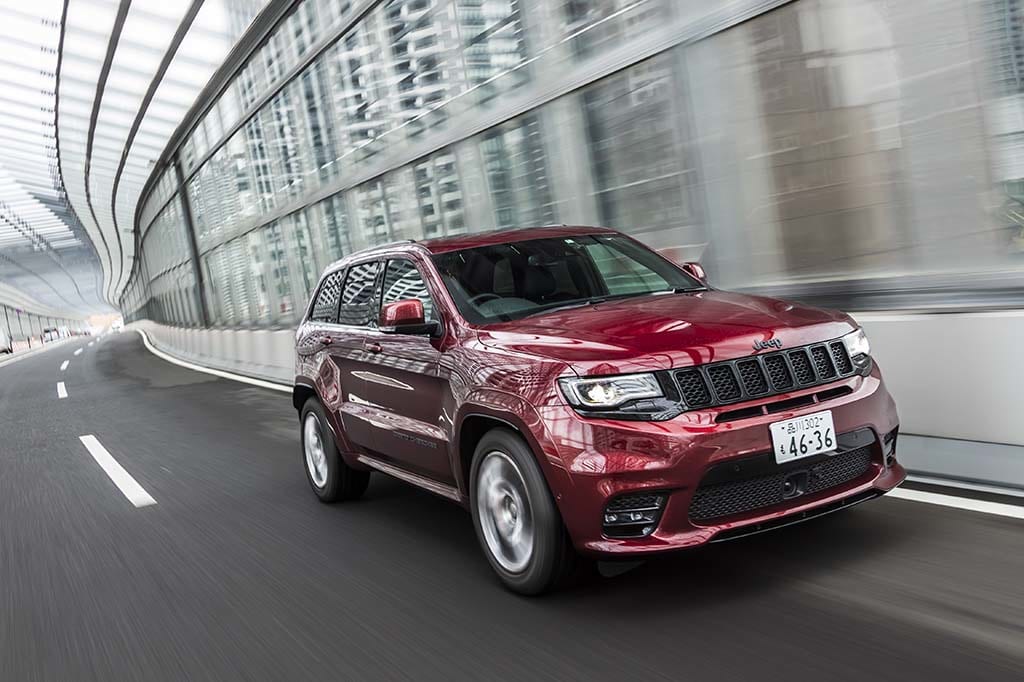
476, 291, 856, 376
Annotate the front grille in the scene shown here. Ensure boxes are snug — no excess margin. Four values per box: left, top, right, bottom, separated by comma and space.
763, 354, 793, 390
671, 338, 857, 411
789, 350, 816, 384
811, 346, 836, 379
676, 369, 712, 407
737, 360, 769, 395
689, 446, 873, 522
707, 365, 741, 401
830, 341, 853, 374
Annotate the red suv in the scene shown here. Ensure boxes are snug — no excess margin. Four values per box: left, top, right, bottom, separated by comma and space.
293, 226, 905, 594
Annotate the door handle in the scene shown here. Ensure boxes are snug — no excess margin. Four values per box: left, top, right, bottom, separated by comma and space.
365, 342, 383, 354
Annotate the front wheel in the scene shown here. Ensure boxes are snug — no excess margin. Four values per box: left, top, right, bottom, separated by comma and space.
470, 429, 574, 595
301, 398, 369, 503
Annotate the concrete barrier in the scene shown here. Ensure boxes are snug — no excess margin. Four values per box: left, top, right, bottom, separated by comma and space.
130, 313, 1024, 489
131, 321, 294, 384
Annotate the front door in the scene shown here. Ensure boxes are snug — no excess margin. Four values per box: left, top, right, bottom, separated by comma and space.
359, 258, 451, 483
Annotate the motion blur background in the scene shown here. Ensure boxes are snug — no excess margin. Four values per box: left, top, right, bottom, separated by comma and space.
1, 3, 1022, 679
123, 0, 1024, 325
2, 0, 1024, 477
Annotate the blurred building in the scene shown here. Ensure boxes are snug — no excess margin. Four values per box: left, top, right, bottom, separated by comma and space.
121, 0, 1024, 328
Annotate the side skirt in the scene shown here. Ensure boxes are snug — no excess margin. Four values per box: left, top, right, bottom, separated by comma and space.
357, 453, 463, 503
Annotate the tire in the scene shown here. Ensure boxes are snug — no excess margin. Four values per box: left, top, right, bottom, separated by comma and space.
470, 428, 575, 595
300, 398, 370, 503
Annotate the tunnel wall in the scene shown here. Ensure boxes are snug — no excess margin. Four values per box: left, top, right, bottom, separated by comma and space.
121, 0, 1024, 330
121, 0, 1024, 489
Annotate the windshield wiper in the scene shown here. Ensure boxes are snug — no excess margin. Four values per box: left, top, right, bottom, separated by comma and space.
523, 297, 607, 318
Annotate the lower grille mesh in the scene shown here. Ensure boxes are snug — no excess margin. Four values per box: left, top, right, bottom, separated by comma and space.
689, 446, 873, 522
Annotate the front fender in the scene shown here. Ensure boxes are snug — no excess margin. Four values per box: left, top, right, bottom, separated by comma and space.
454, 388, 576, 508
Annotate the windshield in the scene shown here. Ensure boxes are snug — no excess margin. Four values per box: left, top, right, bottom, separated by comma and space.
431, 234, 704, 324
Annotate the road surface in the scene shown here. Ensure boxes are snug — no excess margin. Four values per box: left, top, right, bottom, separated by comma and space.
1, 332, 1021, 680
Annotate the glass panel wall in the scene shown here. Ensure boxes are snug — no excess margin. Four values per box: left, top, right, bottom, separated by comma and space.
123, 0, 1024, 327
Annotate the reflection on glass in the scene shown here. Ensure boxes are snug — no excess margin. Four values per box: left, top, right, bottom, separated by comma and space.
127, 0, 1024, 328
481, 115, 557, 228
582, 54, 697, 235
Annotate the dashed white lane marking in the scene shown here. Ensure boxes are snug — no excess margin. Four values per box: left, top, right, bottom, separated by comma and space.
78, 435, 157, 508
88, 341, 94, 347
890, 487, 1024, 520
136, 329, 291, 393
60, 360, 69, 372
57, 382, 67, 399
73, 348, 83, 356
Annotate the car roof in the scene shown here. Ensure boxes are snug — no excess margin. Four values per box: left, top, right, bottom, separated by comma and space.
417, 225, 619, 255
323, 225, 620, 273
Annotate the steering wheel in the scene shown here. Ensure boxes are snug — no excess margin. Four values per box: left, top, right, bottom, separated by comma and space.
468, 292, 501, 306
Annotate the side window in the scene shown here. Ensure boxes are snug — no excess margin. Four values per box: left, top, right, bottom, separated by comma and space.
309, 270, 344, 323
338, 261, 381, 326
382, 259, 435, 321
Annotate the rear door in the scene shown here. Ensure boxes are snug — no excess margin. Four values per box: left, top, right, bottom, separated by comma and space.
359, 258, 451, 483
323, 260, 385, 453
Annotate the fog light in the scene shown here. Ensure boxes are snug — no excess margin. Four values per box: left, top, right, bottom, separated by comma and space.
602, 492, 667, 538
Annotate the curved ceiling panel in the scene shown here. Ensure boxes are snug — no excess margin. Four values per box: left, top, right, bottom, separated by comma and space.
0, 0, 106, 316
52, 0, 267, 307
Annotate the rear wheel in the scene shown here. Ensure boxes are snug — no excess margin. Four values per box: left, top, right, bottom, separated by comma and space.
301, 398, 369, 502
470, 429, 575, 595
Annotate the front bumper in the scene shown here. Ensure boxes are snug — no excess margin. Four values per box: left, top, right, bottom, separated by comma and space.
538, 364, 904, 557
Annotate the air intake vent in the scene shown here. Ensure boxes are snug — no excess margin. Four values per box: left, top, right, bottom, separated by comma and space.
689, 446, 872, 522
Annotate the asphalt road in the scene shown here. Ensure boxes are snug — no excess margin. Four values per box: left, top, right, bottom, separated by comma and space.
1, 332, 1022, 681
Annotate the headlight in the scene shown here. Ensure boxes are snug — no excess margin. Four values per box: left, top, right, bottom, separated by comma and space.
559, 373, 663, 409
841, 328, 870, 358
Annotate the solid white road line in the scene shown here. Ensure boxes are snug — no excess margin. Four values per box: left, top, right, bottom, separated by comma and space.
889, 487, 1024, 520
131, 327, 1024, 519
0, 338, 76, 370
136, 329, 291, 394
57, 382, 67, 399
906, 473, 1024, 499
78, 435, 157, 508
60, 360, 69, 372
73, 348, 83, 356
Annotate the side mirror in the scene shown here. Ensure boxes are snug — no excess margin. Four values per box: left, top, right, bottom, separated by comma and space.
379, 299, 439, 335
682, 261, 707, 284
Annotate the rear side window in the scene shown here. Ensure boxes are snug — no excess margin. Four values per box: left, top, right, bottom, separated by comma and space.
309, 270, 344, 322
338, 261, 381, 326
382, 259, 435, 321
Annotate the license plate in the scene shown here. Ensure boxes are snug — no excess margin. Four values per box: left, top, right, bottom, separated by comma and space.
770, 410, 836, 464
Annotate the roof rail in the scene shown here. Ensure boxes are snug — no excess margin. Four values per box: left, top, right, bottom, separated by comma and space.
351, 239, 417, 256
324, 240, 418, 271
